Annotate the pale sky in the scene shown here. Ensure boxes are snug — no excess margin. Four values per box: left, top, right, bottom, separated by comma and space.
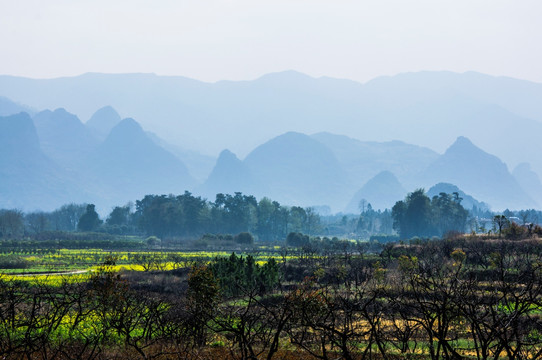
1, 0, 541, 83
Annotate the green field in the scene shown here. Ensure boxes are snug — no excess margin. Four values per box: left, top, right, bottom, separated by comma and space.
0, 247, 292, 281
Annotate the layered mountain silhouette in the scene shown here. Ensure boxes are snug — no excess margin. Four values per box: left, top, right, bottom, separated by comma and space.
345, 171, 407, 213
83, 118, 196, 206
1, 81, 541, 213
0, 96, 35, 116
147, 132, 215, 183
312, 132, 438, 189
198, 149, 255, 200
1, 70, 542, 177
0, 113, 86, 210
0, 105, 199, 211
513, 163, 542, 207
1, 109, 540, 212
85, 106, 122, 140
33, 108, 99, 167
243, 132, 348, 209
194, 132, 350, 209
422, 137, 536, 210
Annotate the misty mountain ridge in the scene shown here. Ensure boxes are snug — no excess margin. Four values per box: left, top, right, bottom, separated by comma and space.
0, 112, 41, 156
0, 96, 36, 117
345, 171, 407, 213
0, 106, 201, 211
33, 108, 99, 168
197, 149, 256, 200
82, 117, 196, 206
85, 105, 122, 140
0, 75, 542, 212
312, 132, 438, 189
1, 70, 542, 179
0, 113, 87, 210
242, 132, 348, 209
147, 132, 216, 183
513, 163, 542, 207
423, 136, 536, 210
1, 108, 540, 212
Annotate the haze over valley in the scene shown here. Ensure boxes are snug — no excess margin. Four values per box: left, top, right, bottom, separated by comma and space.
4, 3, 542, 359
2, 70, 542, 213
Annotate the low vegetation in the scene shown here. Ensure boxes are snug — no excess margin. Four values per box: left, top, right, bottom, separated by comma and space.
0, 234, 540, 359
1, 191, 542, 358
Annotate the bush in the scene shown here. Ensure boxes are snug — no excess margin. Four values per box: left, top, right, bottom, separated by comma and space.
286, 232, 310, 247
0, 255, 31, 269
193, 234, 238, 248
234, 232, 254, 244
369, 234, 399, 243
504, 222, 527, 240
146, 236, 161, 247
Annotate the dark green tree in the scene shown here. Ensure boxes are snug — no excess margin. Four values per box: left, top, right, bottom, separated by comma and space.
392, 189, 432, 239
25, 211, 49, 234
493, 215, 509, 237
50, 203, 87, 231
289, 206, 307, 233
257, 197, 276, 241
106, 204, 132, 226
224, 192, 258, 234
135, 195, 180, 237
186, 265, 220, 347
286, 232, 310, 247
0, 209, 24, 239
235, 232, 254, 244
431, 192, 468, 236
77, 204, 102, 232
176, 191, 208, 236
393, 190, 468, 239
305, 207, 321, 235
256, 198, 288, 241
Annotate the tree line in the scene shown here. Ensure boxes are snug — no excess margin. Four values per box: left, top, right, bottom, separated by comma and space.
0, 192, 322, 241
2, 189, 542, 242
392, 189, 469, 239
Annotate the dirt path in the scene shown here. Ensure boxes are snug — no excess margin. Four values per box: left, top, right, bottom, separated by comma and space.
8, 270, 90, 277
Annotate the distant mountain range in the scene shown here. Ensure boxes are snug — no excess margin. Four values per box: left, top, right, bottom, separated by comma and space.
82, 118, 196, 206
198, 149, 256, 199
86, 105, 122, 140
33, 108, 99, 168
1, 70, 541, 178
311, 132, 438, 190
1, 70, 541, 213
0, 113, 87, 210
0, 108, 196, 212
344, 171, 407, 213
513, 163, 542, 207
421, 137, 535, 210
0, 96, 35, 116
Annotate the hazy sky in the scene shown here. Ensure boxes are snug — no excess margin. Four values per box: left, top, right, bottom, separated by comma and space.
1, 0, 541, 83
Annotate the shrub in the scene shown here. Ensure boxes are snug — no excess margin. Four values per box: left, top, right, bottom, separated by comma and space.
504, 222, 527, 240
234, 232, 254, 244
0, 255, 31, 269
146, 236, 161, 247
369, 234, 399, 243
286, 232, 310, 247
